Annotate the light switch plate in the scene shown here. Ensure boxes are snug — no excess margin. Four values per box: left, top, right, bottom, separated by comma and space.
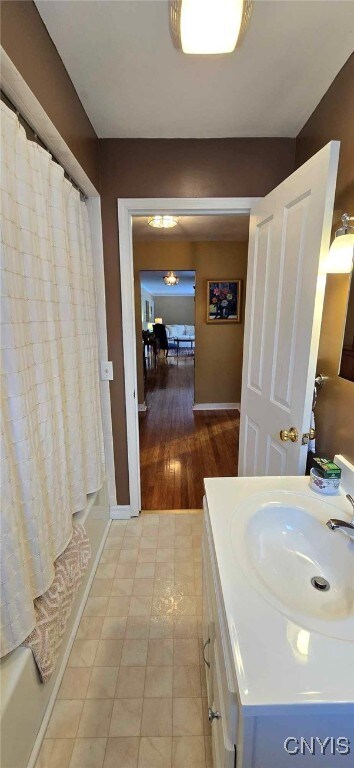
100, 361, 113, 381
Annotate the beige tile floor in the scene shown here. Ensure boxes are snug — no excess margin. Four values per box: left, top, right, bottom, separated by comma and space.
36, 512, 212, 768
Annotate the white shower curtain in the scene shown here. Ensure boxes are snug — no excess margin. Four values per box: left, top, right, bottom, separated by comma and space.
1, 101, 105, 657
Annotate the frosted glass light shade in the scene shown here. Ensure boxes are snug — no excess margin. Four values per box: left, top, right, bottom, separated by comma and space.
325, 233, 354, 274
181, 0, 243, 54
154, 317, 163, 324
163, 271, 179, 286
148, 216, 178, 229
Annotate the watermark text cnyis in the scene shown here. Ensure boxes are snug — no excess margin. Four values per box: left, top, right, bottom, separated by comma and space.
284, 737, 351, 757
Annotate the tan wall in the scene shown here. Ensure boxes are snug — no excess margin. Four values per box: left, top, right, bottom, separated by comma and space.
154, 296, 195, 327
343, 280, 354, 347
134, 241, 247, 406
1, 1, 100, 189
100, 138, 296, 503
296, 54, 354, 464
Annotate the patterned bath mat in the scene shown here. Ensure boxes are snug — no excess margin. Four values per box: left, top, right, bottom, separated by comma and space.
23, 523, 91, 683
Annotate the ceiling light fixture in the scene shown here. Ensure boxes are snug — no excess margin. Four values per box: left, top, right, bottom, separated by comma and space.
148, 215, 178, 229
170, 0, 253, 55
163, 271, 180, 286
325, 213, 354, 274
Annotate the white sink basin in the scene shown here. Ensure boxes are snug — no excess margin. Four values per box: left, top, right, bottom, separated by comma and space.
230, 490, 354, 641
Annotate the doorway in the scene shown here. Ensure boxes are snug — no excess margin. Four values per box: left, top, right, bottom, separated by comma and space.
139, 269, 196, 403
138, 269, 197, 508
118, 198, 257, 515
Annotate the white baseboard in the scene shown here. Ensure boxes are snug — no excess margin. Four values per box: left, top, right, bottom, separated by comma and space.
138, 403, 147, 412
110, 504, 132, 519
193, 402, 240, 411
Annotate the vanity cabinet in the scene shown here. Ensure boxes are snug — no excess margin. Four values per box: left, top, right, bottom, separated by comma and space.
202, 490, 354, 768
203, 499, 238, 767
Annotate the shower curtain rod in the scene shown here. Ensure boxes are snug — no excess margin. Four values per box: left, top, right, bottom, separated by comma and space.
1, 89, 88, 201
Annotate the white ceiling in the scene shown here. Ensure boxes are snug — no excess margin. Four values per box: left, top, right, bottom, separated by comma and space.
141, 270, 195, 296
133, 214, 249, 241
35, 1, 354, 138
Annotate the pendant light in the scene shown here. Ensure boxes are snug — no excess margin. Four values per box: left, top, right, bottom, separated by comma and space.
163, 271, 180, 286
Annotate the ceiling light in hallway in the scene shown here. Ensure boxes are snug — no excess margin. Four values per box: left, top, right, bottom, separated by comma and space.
163, 271, 180, 286
148, 215, 178, 229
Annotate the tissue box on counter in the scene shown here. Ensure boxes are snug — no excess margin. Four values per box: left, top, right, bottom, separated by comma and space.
312, 457, 341, 479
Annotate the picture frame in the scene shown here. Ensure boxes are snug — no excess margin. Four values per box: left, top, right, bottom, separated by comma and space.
206, 279, 242, 323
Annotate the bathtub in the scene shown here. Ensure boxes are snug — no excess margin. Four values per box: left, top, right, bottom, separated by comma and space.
0, 487, 111, 768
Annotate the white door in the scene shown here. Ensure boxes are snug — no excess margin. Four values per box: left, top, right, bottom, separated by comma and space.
239, 141, 339, 477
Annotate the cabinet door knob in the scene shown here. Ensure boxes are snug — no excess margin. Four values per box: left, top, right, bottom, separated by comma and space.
208, 707, 221, 722
203, 638, 211, 668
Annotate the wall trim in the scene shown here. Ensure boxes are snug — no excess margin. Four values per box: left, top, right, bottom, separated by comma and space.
193, 402, 240, 411
110, 505, 134, 520
87, 197, 117, 508
118, 197, 260, 515
138, 403, 147, 412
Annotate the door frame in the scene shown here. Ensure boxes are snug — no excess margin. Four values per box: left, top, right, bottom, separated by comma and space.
117, 197, 260, 516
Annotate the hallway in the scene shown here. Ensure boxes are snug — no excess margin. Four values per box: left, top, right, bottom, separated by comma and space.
139, 357, 239, 510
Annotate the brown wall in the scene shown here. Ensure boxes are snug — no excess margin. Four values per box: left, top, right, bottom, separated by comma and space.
100, 138, 296, 503
134, 242, 247, 406
1, 1, 100, 189
4, 2, 351, 494
296, 54, 354, 464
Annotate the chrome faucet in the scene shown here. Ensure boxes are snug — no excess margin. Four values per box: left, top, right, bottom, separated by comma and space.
326, 494, 354, 540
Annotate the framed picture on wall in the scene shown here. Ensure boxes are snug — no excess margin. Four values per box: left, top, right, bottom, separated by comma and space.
207, 280, 242, 323
145, 300, 150, 323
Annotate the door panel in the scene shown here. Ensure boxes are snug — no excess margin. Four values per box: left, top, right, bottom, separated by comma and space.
244, 415, 259, 476
265, 436, 286, 475
270, 194, 310, 411
239, 142, 339, 477
248, 216, 273, 395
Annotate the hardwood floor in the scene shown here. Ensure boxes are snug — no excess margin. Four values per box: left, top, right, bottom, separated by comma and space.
139, 355, 239, 510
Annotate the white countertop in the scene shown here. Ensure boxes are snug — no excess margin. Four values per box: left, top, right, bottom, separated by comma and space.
204, 476, 354, 714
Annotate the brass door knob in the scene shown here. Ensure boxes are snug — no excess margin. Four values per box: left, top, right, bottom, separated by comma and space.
280, 427, 298, 443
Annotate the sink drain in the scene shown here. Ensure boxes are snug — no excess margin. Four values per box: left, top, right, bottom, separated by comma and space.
311, 576, 330, 592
